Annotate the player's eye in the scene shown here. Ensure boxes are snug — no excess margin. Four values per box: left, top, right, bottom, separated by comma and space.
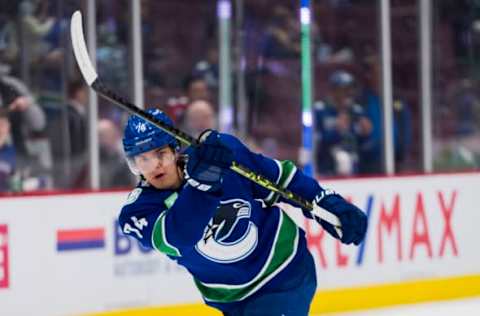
156, 149, 172, 161
135, 155, 150, 164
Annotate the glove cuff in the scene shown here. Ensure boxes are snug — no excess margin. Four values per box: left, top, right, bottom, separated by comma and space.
315, 189, 345, 211
198, 129, 215, 143
184, 164, 223, 194
314, 188, 337, 204
186, 177, 213, 192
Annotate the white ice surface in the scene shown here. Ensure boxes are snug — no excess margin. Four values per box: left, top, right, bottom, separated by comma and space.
322, 296, 480, 316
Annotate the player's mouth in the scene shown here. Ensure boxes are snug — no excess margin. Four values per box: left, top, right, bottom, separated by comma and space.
154, 173, 165, 180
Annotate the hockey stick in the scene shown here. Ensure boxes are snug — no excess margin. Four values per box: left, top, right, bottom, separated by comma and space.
70, 10, 341, 234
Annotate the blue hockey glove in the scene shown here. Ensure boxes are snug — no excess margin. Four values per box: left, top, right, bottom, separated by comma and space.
184, 130, 233, 193
313, 189, 367, 245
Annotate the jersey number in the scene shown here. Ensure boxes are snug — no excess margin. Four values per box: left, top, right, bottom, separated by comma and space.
123, 216, 148, 239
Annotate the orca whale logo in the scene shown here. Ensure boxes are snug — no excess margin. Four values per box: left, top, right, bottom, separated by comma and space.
196, 199, 258, 263
203, 199, 251, 243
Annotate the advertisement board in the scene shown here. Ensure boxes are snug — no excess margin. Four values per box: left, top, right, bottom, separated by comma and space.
305, 173, 475, 289
0, 173, 478, 316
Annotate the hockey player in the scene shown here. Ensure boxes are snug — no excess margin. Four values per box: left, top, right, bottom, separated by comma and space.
119, 108, 367, 316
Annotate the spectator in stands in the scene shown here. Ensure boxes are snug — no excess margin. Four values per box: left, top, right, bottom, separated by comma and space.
98, 118, 134, 189
49, 80, 88, 189
314, 70, 372, 176
0, 108, 16, 192
41, 2, 80, 92
96, 11, 128, 94
449, 78, 480, 136
358, 54, 412, 174
0, 5, 20, 68
181, 100, 217, 139
192, 44, 219, 90
186, 76, 212, 103
433, 78, 480, 171
0, 69, 47, 173
262, 5, 301, 59
438, 0, 478, 61
165, 76, 213, 123
19, 0, 56, 66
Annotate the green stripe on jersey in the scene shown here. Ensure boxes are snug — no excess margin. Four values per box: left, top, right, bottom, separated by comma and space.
278, 160, 297, 188
194, 211, 299, 302
164, 192, 178, 209
152, 212, 181, 257
264, 160, 298, 205
151, 192, 181, 257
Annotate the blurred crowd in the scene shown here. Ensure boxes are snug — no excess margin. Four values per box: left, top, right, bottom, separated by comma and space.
0, 0, 479, 193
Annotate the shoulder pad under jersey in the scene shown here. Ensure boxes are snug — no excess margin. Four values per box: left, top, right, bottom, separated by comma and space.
121, 184, 177, 216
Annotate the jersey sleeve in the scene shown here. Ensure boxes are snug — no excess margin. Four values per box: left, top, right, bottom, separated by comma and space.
219, 134, 324, 210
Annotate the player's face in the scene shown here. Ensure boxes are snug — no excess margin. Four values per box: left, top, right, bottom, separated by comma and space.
133, 146, 182, 189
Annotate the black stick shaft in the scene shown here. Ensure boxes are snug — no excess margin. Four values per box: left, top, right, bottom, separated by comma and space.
91, 80, 314, 211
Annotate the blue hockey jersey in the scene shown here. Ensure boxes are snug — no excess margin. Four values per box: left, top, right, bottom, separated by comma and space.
118, 134, 323, 305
